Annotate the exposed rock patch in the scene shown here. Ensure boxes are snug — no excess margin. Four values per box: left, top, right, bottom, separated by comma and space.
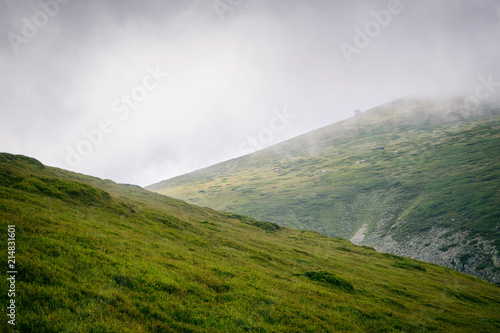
365, 226, 500, 284
350, 223, 368, 245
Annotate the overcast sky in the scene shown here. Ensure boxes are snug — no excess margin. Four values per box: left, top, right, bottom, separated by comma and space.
1, 0, 499, 186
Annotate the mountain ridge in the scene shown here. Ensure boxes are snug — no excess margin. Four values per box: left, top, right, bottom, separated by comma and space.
147, 97, 500, 284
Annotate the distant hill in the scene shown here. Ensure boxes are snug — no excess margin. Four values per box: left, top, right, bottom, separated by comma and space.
1, 152, 499, 331
147, 97, 500, 284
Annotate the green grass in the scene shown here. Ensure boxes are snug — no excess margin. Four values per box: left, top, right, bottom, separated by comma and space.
303, 271, 355, 293
0, 153, 499, 332
147, 97, 500, 283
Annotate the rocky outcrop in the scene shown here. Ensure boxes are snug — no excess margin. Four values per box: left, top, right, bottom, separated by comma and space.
363, 226, 500, 284
350, 223, 368, 245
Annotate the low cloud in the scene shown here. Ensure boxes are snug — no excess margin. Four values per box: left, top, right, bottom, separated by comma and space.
1, 0, 498, 186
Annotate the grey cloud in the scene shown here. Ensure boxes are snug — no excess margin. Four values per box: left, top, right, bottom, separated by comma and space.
1, 0, 498, 186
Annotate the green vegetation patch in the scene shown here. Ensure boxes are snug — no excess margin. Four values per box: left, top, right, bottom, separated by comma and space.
9, 175, 112, 206
438, 243, 459, 252
249, 220, 281, 232
460, 253, 474, 265
304, 271, 355, 293
392, 258, 426, 271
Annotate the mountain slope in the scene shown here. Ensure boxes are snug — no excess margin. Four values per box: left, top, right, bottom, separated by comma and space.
147, 97, 500, 284
1, 152, 500, 332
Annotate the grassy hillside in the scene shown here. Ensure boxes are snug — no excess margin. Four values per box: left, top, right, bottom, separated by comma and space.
1, 152, 500, 332
147, 97, 500, 283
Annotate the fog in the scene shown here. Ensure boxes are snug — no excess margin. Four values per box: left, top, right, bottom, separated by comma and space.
1, 0, 499, 186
